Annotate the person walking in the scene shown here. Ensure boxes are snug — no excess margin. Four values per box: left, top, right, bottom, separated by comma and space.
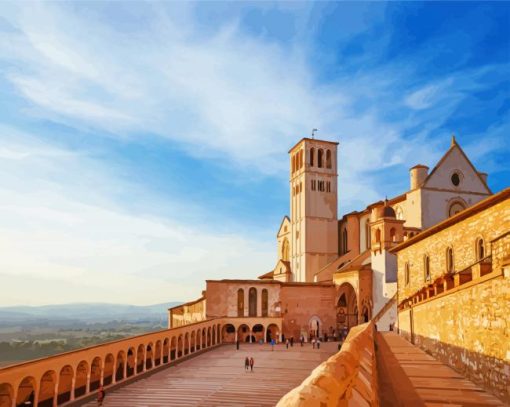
236, 339, 240, 350
271, 338, 275, 351
244, 356, 250, 371
317, 338, 321, 349
300, 336, 304, 347
290, 336, 294, 347
312, 338, 316, 349
285, 339, 289, 349
249, 357, 254, 372
97, 386, 105, 407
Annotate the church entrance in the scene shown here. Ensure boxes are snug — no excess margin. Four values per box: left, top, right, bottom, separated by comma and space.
336, 283, 358, 337
308, 316, 321, 340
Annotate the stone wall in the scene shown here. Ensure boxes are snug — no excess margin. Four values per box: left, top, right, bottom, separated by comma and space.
169, 297, 206, 328
398, 275, 510, 403
276, 322, 379, 407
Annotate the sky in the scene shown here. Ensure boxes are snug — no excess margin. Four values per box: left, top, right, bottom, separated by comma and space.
0, 2, 508, 306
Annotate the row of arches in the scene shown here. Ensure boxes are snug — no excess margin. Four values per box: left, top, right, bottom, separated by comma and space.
310, 148, 332, 169
1, 323, 221, 407
404, 237, 487, 286
237, 288, 269, 317
221, 323, 281, 344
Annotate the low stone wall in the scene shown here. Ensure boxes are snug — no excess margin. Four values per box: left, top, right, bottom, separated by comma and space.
276, 322, 378, 407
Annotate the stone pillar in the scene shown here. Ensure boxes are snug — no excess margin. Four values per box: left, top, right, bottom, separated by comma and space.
123, 360, 127, 379
86, 374, 90, 394
53, 377, 60, 407
249, 328, 253, 343
70, 376, 76, 401
235, 330, 238, 343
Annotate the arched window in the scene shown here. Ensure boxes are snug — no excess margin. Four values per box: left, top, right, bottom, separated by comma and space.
424, 255, 430, 282
390, 228, 396, 242
476, 238, 485, 260
404, 262, 410, 286
248, 287, 257, 317
310, 148, 315, 166
291, 155, 295, 174
375, 228, 381, 243
326, 149, 332, 168
365, 220, 371, 249
281, 238, 290, 261
300, 150, 304, 169
318, 149, 323, 168
396, 206, 403, 220
449, 201, 466, 217
342, 228, 348, 254
337, 294, 347, 307
261, 289, 268, 317
446, 247, 454, 273
237, 289, 244, 317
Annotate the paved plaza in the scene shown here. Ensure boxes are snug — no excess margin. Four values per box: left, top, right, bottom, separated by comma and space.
80, 341, 338, 407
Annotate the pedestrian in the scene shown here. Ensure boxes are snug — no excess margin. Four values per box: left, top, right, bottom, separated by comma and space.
249, 356, 254, 372
236, 339, 240, 350
97, 386, 105, 407
285, 339, 289, 349
317, 338, 321, 349
290, 336, 294, 347
244, 356, 250, 371
300, 336, 304, 347
271, 338, 275, 351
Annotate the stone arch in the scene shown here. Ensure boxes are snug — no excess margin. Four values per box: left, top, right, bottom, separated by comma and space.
104, 354, 115, 385
146, 343, 154, 369
207, 327, 211, 346
184, 333, 189, 356
177, 335, 183, 357
38, 371, 55, 407
476, 236, 485, 260
309, 147, 315, 166
248, 287, 257, 317
448, 198, 466, 217
190, 331, 196, 353
136, 345, 144, 373
308, 315, 322, 339
375, 228, 381, 243
238, 324, 250, 342
237, 288, 245, 317
196, 329, 202, 350
222, 324, 236, 343
217, 323, 221, 344
252, 324, 265, 343
163, 338, 170, 363
318, 149, 324, 168
90, 357, 102, 391
336, 283, 358, 332
116, 350, 125, 382
126, 348, 135, 377
0, 383, 13, 407
155, 340, 162, 366
170, 337, 177, 361
57, 365, 74, 404
16, 377, 36, 407
262, 289, 269, 317
202, 329, 206, 348
390, 227, 396, 242
266, 324, 280, 342
75, 361, 88, 398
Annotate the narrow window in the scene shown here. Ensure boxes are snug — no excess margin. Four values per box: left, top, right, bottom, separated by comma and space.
424, 255, 430, 282
326, 149, 332, 168
318, 149, 323, 168
237, 289, 244, 317
365, 220, 371, 249
477, 238, 485, 260
446, 247, 454, 273
261, 289, 268, 317
248, 287, 257, 317
342, 228, 348, 254
310, 148, 315, 166
405, 263, 410, 286
390, 228, 396, 242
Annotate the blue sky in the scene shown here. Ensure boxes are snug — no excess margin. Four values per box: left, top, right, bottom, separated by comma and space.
0, 2, 508, 305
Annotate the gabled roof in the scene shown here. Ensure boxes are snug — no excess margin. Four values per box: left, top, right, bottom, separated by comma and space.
258, 270, 274, 280
422, 136, 491, 193
336, 250, 371, 273
277, 216, 291, 237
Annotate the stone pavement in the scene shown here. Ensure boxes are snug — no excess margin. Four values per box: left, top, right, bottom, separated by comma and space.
377, 332, 505, 406
80, 341, 338, 407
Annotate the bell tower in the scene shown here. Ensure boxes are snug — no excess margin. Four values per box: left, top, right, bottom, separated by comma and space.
289, 137, 339, 282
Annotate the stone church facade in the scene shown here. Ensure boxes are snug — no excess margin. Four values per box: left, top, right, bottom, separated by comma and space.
169, 135, 495, 341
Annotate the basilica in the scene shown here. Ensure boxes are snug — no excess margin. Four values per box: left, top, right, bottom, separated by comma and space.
169, 135, 493, 340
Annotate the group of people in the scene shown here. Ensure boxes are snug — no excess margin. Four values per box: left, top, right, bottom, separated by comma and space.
244, 356, 255, 372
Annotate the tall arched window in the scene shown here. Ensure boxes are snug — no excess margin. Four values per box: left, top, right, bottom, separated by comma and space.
300, 150, 304, 169
476, 238, 485, 260
375, 228, 381, 243
310, 148, 315, 166
248, 287, 257, 317
281, 238, 290, 261
424, 255, 430, 282
395, 206, 403, 220
318, 149, 324, 168
326, 149, 332, 168
365, 220, 371, 249
237, 289, 244, 317
390, 228, 396, 242
449, 201, 466, 217
291, 155, 295, 174
404, 262, 410, 286
261, 289, 268, 317
342, 228, 348, 254
446, 247, 454, 273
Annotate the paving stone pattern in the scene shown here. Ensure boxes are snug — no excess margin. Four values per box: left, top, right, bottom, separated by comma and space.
81, 342, 338, 407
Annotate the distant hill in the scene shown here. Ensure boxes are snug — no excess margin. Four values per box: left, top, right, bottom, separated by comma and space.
0, 302, 182, 326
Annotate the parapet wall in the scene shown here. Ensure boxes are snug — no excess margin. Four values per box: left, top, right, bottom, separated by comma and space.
276, 322, 379, 407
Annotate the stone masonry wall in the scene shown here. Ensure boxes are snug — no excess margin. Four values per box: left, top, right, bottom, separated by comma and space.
276, 322, 378, 407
